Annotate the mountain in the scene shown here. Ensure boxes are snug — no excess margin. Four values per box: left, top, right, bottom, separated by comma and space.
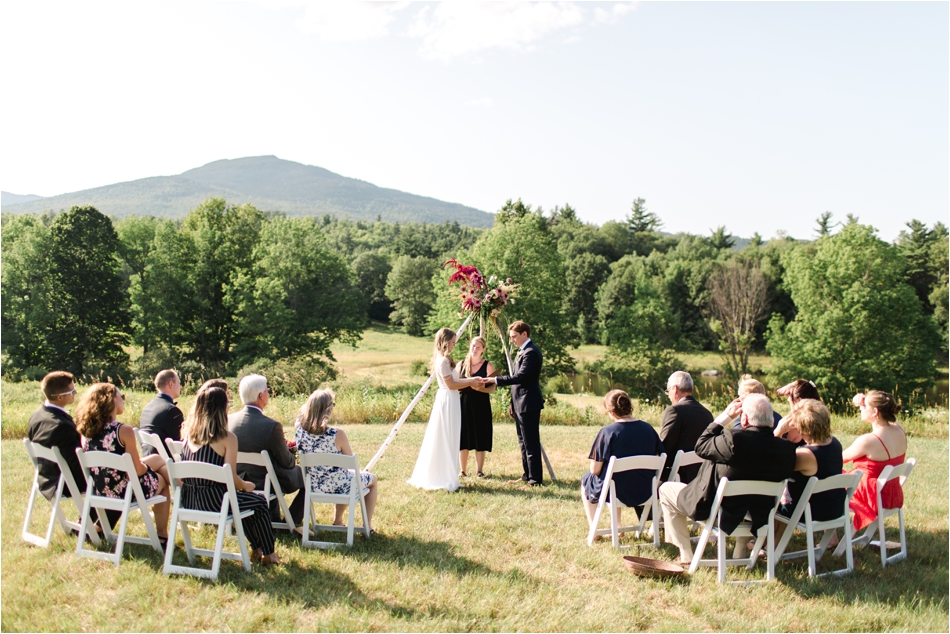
1, 192, 45, 206
1, 156, 495, 227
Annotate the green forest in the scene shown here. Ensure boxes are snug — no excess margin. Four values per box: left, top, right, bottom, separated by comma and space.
1, 197, 946, 409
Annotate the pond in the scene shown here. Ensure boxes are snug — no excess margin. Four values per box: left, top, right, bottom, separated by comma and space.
566, 371, 949, 407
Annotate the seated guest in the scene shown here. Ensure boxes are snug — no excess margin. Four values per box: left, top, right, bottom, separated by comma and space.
228, 374, 304, 527
138, 369, 184, 457
27, 371, 85, 501
75, 383, 171, 548
658, 394, 797, 565
659, 371, 714, 483
842, 390, 907, 533
181, 387, 279, 564
581, 389, 663, 530
721, 376, 782, 429
773, 399, 845, 541
295, 389, 379, 533
774, 379, 821, 445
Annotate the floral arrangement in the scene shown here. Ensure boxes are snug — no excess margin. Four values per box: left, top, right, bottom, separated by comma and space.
441, 259, 520, 336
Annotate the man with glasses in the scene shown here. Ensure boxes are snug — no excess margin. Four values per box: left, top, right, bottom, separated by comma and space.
229, 374, 305, 527
659, 371, 713, 483
27, 371, 85, 501
138, 369, 184, 457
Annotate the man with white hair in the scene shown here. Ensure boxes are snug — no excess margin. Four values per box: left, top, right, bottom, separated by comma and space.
659, 370, 714, 483
657, 393, 797, 565
228, 374, 305, 527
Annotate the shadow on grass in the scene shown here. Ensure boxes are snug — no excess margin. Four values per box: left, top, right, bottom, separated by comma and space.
457, 477, 582, 502
769, 527, 949, 609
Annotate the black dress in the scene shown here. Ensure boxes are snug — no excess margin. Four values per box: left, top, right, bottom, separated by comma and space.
459, 361, 493, 452
180, 443, 276, 556
780, 437, 846, 521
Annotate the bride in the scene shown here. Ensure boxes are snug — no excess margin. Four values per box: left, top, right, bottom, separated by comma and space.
407, 327, 482, 492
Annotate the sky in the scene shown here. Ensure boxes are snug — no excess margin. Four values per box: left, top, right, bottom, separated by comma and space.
3, 1, 947, 241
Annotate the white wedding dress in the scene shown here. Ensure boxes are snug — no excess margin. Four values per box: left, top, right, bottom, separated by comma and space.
407, 356, 461, 492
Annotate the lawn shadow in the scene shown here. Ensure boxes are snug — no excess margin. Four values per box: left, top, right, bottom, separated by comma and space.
776, 527, 949, 609
458, 477, 581, 502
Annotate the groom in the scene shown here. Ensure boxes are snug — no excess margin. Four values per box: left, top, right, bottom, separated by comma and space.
483, 320, 545, 486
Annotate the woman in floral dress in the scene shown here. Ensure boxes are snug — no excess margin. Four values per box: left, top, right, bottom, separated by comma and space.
75, 382, 171, 548
295, 389, 379, 532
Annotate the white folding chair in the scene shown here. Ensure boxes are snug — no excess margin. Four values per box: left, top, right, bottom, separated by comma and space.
22, 439, 100, 547
774, 471, 863, 577
837, 458, 916, 567
163, 459, 253, 581
688, 477, 786, 584
75, 448, 166, 566
237, 450, 296, 533
166, 440, 185, 462
586, 453, 665, 548
668, 450, 704, 483
299, 452, 370, 548
650, 450, 705, 540
134, 428, 172, 463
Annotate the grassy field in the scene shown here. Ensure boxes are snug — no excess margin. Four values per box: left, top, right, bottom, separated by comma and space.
3, 421, 947, 632
3, 326, 948, 631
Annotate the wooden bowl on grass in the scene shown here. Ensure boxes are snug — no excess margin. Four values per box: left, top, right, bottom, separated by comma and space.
622, 556, 685, 579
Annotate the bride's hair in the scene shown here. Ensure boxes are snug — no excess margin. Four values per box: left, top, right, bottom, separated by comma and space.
459, 336, 487, 378
431, 328, 457, 374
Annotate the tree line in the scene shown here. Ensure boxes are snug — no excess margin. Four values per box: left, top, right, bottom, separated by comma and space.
1, 197, 946, 407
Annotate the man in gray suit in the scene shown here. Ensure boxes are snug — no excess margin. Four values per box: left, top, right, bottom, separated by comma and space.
228, 374, 305, 526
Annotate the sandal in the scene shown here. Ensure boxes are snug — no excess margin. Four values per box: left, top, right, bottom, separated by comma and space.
459, 471, 468, 478
158, 536, 169, 551
476, 471, 486, 478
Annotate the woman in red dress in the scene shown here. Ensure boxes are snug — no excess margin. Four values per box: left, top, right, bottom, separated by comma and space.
842, 390, 907, 531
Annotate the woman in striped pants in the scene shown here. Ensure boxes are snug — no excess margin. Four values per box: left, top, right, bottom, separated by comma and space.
180, 387, 278, 565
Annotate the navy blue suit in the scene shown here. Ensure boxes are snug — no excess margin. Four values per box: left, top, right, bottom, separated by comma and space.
495, 340, 544, 483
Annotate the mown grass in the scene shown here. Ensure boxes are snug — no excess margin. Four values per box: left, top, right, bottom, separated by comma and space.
3, 419, 947, 632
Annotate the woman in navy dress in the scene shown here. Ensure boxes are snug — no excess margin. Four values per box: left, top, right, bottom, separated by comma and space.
458, 336, 495, 478
581, 389, 663, 529
180, 387, 278, 565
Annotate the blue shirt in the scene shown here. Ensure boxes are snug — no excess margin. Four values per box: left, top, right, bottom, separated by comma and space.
586, 419, 663, 507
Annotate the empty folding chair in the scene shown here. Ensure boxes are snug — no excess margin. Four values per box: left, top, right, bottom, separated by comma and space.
586, 453, 665, 548
75, 448, 166, 566
134, 428, 172, 463
298, 452, 370, 548
688, 477, 786, 584
774, 471, 863, 577
237, 450, 296, 533
838, 458, 916, 567
22, 439, 99, 547
163, 459, 253, 581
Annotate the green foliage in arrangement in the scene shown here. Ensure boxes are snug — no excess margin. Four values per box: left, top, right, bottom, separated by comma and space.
767, 223, 941, 408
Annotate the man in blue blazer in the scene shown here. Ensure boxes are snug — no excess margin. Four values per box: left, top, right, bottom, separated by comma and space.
485, 320, 545, 486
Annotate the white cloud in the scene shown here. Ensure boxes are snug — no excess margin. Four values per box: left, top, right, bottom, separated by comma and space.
593, 2, 636, 25
406, 2, 586, 62
464, 97, 495, 107
295, 2, 406, 41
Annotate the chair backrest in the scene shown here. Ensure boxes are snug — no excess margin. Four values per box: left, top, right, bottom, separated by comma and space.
134, 428, 171, 462
167, 459, 234, 487
608, 453, 666, 475
669, 450, 704, 483
166, 440, 184, 462
707, 477, 786, 529
24, 440, 88, 502
878, 458, 915, 491
809, 471, 863, 497
299, 451, 361, 471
